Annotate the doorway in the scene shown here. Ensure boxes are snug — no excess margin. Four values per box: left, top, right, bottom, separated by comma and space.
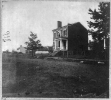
62, 40, 66, 50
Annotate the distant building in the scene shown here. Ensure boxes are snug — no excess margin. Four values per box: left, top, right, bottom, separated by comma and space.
52, 21, 88, 54
35, 46, 49, 54
17, 45, 26, 54
35, 51, 49, 54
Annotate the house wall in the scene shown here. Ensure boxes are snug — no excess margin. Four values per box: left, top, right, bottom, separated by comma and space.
53, 39, 68, 51
68, 22, 88, 53
53, 26, 68, 51
53, 22, 88, 53
19, 45, 26, 53
35, 51, 49, 54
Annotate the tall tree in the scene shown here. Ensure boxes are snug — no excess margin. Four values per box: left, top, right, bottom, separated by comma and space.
25, 31, 42, 57
87, 2, 110, 50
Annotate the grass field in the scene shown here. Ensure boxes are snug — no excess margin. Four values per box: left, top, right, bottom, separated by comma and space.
2, 53, 109, 98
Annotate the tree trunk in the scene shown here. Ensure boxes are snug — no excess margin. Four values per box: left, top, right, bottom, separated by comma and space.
32, 50, 33, 57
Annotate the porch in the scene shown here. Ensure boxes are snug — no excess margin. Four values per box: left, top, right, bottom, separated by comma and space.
54, 39, 68, 51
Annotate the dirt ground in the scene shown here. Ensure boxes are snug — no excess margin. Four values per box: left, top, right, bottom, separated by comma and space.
2, 54, 109, 98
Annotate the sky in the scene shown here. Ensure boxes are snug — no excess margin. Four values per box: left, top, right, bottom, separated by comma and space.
2, 0, 99, 51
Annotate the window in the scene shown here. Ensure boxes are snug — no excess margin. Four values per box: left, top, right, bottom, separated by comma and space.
56, 30, 61, 38
53, 42, 55, 49
63, 29, 67, 37
57, 31, 60, 38
58, 41, 60, 47
65, 29, 67, 36
54, 33, 56, 38
61, 30, 62, 36
63, 30, 65, 36
57, 32, 59, 38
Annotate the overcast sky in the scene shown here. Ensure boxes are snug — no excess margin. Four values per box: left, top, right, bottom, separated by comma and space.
2, 1, 99, 51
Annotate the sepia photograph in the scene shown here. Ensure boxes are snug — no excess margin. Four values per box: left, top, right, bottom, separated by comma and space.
1, 0, 110, 98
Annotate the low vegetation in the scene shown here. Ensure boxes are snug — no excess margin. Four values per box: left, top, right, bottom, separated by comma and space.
2, 53, 109, 98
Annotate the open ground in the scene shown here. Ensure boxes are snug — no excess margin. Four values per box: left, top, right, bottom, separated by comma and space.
2, 53, 109, 98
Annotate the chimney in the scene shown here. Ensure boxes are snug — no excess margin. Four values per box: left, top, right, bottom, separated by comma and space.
57, 21, 62, 28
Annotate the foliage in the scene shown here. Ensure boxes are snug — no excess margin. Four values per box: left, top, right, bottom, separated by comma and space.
48, 46, 53, 53
25, 31, 42, 57
12, 49, 18, 54
6, 49, 9, 53
87, 2, 110, 59
88, 40, 103, 51
87, 2, 110, 49
38, 46, 53, 53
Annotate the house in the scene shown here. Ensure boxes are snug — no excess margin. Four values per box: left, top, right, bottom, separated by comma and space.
52, 21, 88, 55
35, 46, 49, 54
35, 51, 49, 54
17, 45, 27, 54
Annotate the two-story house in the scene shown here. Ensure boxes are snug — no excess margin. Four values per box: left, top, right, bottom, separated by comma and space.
52, 21, 88, 55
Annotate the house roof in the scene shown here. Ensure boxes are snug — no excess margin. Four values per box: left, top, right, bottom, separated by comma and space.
17, 46, 27, 50
52, 25, 68, 31
52, 22, 87, 31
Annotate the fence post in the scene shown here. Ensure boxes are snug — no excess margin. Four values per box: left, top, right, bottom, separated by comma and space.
63, 51, 64, 59
67, 51, 68, 58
